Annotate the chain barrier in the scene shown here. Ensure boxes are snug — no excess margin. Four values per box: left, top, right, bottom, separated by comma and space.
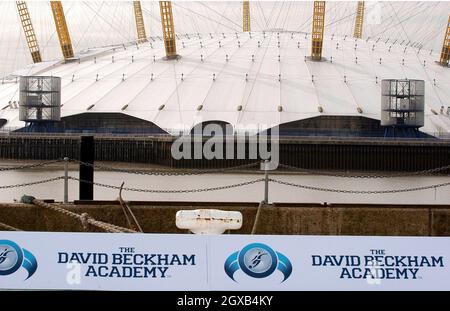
269, 178, 450, 194
69, 176, 265, 193
30, 198, 136, 233
1, 157, 449, 179
0, 158, 449, 195
0, 177, 64, 189
278, 163, 450, 178
74, 159, 450, 178
0, 159, 63, 172
0, 175, 448, 195
71, 159, 262, 176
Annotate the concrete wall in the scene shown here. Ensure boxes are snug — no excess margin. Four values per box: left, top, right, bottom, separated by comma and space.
1, 202, 449, 236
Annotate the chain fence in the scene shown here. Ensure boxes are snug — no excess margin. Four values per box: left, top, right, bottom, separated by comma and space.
1, 158, 450, 179
269, 178, 450, 194
0, 158, 449, 195
71, 159, 262, 176
68, 176, 265, 193
277, 163, 450, 178
0, 174, 445, 195
0, 176, 64, 189
0, 159, 63, 172
2, 158, 450, 233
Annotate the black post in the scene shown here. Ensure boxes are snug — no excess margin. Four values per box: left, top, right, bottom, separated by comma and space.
79, 135, 95, 200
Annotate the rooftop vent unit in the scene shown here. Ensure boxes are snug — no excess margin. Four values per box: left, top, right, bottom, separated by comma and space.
19, 76, 61, 124
381, 79, 424, 137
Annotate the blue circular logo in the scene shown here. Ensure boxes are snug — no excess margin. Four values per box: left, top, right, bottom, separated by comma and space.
225, 242, 293, 282
238, 243, 278, 278
0, 240, 23, 276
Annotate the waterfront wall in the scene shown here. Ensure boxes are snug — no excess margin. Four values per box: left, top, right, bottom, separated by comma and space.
1, 201, 449, 236
0, 134, 450, 171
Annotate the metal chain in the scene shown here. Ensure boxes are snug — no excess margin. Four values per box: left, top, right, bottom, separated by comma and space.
278, 163, 450, 178
0, 159, 62, 172
71, 159, 262, 176
74, 159, 450, 178
2, 157, 447, 179
0, 177, 64, 189
0, 222, 21, 231
269, 178, 450, 194
69, 176, 265, 193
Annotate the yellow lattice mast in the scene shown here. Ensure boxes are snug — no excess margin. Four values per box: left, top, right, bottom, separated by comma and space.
353, 1, 365, 39
50, 1, 74, 60
133, 1, 147, 43
16, 1, 42, 63
243, 1, 250, 32
440, 15, 450, 66
159, 1, 177, 59
311, 1, 326, 61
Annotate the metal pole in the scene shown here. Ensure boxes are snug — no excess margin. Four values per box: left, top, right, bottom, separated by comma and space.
264, 160, 269, 204
79, 135, 95, 200
63, 157, 69, 203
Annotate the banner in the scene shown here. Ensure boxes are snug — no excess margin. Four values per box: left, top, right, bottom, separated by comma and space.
1, 232, 449, 290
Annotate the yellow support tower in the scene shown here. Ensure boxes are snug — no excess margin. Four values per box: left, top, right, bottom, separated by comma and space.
440, 15, 450, 66
50, 1, 74, 60
16, 1, 42, 63
159, 1, 177, 59
133, 1, 147, 43
243, 1, 250, 32
353, 1, 365, 39
311, 1, 326, 61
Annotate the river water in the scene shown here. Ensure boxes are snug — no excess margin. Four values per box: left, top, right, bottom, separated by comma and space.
0, 161, 449, 204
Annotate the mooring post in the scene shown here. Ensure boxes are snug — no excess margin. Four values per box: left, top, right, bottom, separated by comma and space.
263, 160, 269, 204
63, 157, 69, 203
79, 135, 95, 200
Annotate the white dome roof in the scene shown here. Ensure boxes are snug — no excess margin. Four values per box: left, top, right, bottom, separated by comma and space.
1, 31, 449, 135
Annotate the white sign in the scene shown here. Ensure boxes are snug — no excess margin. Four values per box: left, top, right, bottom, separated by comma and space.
1, 232, 449, 290
0, 232, 207, 291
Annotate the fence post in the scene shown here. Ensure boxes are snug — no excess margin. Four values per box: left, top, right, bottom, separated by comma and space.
63, 157, 69, 203
263, 160, 269, 204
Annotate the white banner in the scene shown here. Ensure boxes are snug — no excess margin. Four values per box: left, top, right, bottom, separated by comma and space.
1, 232, 449, 291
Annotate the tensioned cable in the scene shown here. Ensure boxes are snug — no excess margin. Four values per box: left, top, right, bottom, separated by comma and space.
154, 34, 238, 121
369, 2, 429, 41
389, 2, 444, 107
198, 2, 242, 30
256, 1, 269, 31
123, 35, 234, 113
172, 2, 240, 33
197, 32, 254, 112
74, 1, 105, 50
237, 1, 286, 122
82, 1, 133, 44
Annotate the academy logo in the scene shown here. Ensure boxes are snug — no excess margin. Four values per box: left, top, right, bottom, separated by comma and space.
224, 243, 292, 282
0, 240, 37, 280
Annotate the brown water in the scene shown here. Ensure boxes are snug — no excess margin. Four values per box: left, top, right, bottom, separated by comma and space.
0, 161, 449, 204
